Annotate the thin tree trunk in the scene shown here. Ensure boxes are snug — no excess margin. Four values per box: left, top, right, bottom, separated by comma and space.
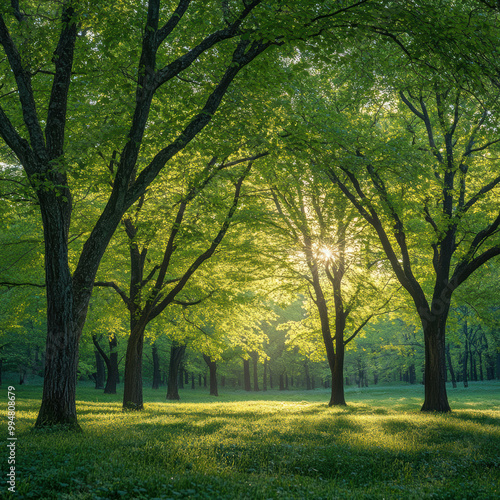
203, 354, 218, 396
251, 351, 259, 391
263, 358, 267, 391
94, 349, 105, 389
304, 360, 311, 390
446, 343, 457, 388
463, 336, 469, 388
243, 358, 251, 391
152, 343, 161, 389
166, 343, 186, 400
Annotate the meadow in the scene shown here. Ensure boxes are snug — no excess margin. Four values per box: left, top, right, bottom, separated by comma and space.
2, 381, 499, 499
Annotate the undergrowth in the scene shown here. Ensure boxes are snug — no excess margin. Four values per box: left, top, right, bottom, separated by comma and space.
1, 382, 499, 499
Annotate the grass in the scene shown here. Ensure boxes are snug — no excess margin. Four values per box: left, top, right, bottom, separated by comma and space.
2, 381, 500, 499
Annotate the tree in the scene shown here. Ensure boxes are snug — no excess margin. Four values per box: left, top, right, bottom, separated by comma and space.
263, 163, 397, 404
320, 67, 500, 411
94, 153, 257, 409
2, 0, 358, 427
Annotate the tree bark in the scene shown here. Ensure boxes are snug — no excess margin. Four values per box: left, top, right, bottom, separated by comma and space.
263, 358, 267, 391
35, 192, 80, 429
92, 334, 118, 394
304, 360, 311, 390
122, 322, 145, 410
152, 343, 161, 390
94, 349, 105, 389
166, 343, 186, 400
243, 358, 251, 391
203, 354, 218, 396
251, 351, 259, 391
462, 326, 469, 388
420, 312, 451, 411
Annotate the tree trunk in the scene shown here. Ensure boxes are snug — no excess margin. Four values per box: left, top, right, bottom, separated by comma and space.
92, 334, 118, 394
251, 351, 259, 391
152, 343, 161, 390
191, 372, 195, 389
106, 334, 119, 393
203, 355, 218, 396
470, 346, 477, 382
446, 343, 457, 388
279, 373, 285, 391
330, 344, 346, 405
263, 358, 267, 391
462, 337, 469, 388
35, 193, 80, 429
485, 353, 495, 380
166, 343, 186, 400
243, 358, 251, 391
420, 314, 451, 411
122, 321, 146, 410
304, 360, 311, 390
409, 364, 416, 384
94, 349, 105, 389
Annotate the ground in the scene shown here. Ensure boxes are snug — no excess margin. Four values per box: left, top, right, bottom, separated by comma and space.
2, 381, 499, 499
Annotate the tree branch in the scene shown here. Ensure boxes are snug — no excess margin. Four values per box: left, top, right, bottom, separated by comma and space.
126, 38, 271, 206
45, 4, 78, 160
94, 281, 131, 308
148, 162, 253, 321
0, 281, 45, 288
0, 15, 46, 162
155, 0, 192, 47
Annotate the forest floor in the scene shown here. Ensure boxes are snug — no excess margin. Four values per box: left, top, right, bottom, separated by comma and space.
2, 381, 499, 499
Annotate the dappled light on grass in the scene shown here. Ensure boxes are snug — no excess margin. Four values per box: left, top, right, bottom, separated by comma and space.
4, 383, 500, 499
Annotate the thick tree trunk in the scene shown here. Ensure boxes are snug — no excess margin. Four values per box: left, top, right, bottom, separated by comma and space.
122, 322, 146, 410
421, 315, 451, 412
166, 343, 186, 400
446, 343, 457, 388
35, 194, 80, 429
94, 349, 105, 389
203, 355, 218, 396
152, 343, 161, 390
243, 358, 251, 391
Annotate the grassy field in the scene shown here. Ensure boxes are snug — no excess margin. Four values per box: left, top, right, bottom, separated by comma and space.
2, 381, 499, 499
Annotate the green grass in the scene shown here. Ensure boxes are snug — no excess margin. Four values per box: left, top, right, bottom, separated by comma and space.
2, 381, 500, 499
